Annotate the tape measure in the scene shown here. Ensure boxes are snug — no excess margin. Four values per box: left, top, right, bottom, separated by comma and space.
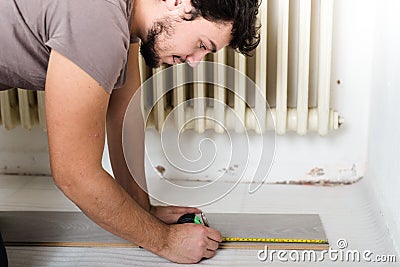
176, 213, 328, 245
222, 237, 328, 244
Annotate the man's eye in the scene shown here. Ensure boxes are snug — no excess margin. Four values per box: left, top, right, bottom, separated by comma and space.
200, 42, 207, 50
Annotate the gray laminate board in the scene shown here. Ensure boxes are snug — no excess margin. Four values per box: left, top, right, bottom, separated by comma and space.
0, 211, 327, 250
0, 211, 128, 244
207, 213, 327, 240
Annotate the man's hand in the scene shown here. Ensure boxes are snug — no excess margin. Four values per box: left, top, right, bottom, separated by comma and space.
160, 223, 222, 263
150, 205, 202, 224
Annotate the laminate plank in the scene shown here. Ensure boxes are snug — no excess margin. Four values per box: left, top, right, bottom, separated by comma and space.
0, 211, 127, 244
0, 211, 328, 250
1, 176, 399, 266
206, 213, 327, 241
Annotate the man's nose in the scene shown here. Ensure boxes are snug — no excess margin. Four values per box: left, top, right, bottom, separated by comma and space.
186, 50, 209, 68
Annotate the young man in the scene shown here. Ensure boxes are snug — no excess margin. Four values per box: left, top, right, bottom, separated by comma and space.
0, 0, 260, 264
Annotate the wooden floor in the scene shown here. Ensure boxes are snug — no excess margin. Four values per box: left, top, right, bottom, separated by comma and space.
0, 211, 329, 251
1, 175, 398, 266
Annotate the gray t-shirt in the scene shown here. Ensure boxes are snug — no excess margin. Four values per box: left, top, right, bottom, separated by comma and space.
0, 0, 138, 94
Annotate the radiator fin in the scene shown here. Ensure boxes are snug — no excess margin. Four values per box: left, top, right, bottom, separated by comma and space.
0, 88, 46, 131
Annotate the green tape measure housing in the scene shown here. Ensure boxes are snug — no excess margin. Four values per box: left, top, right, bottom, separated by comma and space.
222, 237, 328, 244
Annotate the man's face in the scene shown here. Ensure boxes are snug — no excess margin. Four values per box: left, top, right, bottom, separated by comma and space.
140, 15, 232, 68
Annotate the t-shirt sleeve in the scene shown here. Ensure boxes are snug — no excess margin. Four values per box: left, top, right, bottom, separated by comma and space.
130, 35, 140, 44
45, 0, 130, 94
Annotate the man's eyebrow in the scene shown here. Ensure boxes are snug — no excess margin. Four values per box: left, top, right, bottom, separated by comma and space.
209, 40, 217, 53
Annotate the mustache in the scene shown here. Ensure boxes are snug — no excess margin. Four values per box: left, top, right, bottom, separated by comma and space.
173, 55, 186, 64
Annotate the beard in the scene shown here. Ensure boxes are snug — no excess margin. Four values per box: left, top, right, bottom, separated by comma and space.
140, 27, 160, 68
140, 18, 174, 68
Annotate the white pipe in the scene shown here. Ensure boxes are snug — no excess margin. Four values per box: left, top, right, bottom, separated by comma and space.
17, 88, 37, 130
214, 50, 226, 134
296, 0, 312, 135
276, 0, 289, 135
0, 89, 18, 130
173, 64, 186, 130
37, 91, 47, 131
193, 63, 205, 133
255, 0, 268, 134
153, 67, 165, 132
317, 0, 334, 136
138, 54, 148, 118
234, 53, 246, 133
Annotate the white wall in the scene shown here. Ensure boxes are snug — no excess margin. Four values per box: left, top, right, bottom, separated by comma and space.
366, 0, 400, 253
0, 0, 397, 253
0, 126, 115, 177
0, 127, 50, 175
0, 0, 397, 223
143, 0, 400, 251
0, 0, 377, 185
144, 0, 376, 185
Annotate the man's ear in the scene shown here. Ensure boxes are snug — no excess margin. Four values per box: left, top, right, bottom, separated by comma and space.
163, 0, 182, 11
163, 0, 192, 13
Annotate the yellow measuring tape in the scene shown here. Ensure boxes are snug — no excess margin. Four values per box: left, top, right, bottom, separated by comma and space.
222, 237, 328, 244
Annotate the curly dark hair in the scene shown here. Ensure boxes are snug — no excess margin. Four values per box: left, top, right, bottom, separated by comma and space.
187, 0, 261, 55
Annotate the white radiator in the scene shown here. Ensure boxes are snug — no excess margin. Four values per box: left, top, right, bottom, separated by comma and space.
0, 0, 342, 136
140, 0, 343, 136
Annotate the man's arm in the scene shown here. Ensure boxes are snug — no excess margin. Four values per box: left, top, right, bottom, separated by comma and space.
106, 43, 151, 211
106, 44, 201, 223
45, 49, 221, 263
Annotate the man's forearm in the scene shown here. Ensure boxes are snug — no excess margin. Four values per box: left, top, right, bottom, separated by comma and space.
106, 110, 151, 211
57, 167, 166, 252
107, 133, 151, 211
106, 49, 150, 211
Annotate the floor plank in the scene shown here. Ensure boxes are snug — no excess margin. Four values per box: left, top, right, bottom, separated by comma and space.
1, 175, 399, 266
0, 212, 328, 250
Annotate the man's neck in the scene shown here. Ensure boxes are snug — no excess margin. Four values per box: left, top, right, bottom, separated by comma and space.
131, 0, 160, 41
